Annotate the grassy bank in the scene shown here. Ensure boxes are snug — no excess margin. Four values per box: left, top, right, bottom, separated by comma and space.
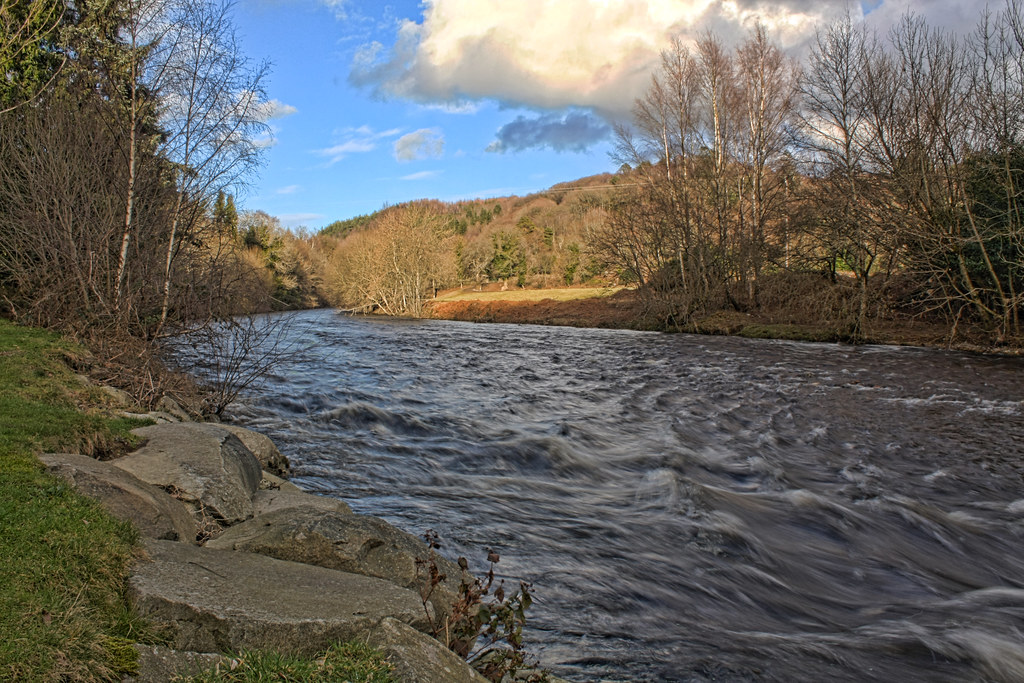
0, 321, 398, 682
0, 319, 151, 681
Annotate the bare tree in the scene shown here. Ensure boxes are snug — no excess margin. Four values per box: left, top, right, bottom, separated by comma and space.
111, 0, 187, 311
735, 23, 799, 303
154, 0, 268, 334
695, 32, 739, 260
327, 205, 459, 316
0, 86, 172, 328
965, 0, 1024, 336
798, 14, 895, 337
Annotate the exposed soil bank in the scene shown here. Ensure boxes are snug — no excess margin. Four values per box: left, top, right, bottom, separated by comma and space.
425, 288, 1024, 355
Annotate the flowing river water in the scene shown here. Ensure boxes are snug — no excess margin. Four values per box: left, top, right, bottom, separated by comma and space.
221, 309, 1024, 682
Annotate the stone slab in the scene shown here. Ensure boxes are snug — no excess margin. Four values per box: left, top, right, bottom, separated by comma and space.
129, 540, 432, 656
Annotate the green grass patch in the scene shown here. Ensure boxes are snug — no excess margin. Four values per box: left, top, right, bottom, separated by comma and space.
435, 286, 625, 303
0, 319, 152, 681
176, 641, 397, 682
0, 320, 399, 681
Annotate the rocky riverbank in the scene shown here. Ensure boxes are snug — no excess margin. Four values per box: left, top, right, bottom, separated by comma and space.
42, 398, 488, 682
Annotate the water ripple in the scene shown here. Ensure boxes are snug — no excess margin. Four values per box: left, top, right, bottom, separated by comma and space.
224, 310, 1024, 682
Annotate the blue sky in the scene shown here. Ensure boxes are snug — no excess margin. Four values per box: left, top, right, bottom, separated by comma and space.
231, 0, 982, 229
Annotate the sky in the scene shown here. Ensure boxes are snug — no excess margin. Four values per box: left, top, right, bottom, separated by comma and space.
231, 0, 989, 229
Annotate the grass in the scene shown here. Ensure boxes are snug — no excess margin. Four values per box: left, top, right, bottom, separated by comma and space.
737, 323, 847, 343
0, 319, 152, 681
0, 319, 402, 681
434, 285, 625, 303
176, 641, 397, 682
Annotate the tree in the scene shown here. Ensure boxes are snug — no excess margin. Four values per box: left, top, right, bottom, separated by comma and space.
214, 191, 238, 232
487, 231, 527, 285
735, 24, 798, 303
327, 205, 458, 316
153, 0, 269, 333
797, 14, 896, 337
0, 0, 66, 111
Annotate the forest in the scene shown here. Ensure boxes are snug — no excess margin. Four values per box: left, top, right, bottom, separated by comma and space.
2, 0, 1024, 383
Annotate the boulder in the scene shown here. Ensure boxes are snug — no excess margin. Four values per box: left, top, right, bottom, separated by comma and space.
365, 617, 488, 683
129, 540, 431, 655
98, 384, 137, 409
205, 507, 464, 618
155, 395, 192, 422
125, 645, 226, 682
220, 424, 290, 477
39, 453, 196, 542
114, 423, 262, 524
252, 486, 352, 517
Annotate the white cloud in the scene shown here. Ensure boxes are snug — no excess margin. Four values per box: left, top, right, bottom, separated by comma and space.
276, 184, 302, 195
351, 0, 858, 120
401, 170, 442, 181
260, 99, 298, 120
351, 0, 985, 122
394, 128, 445, 162
254, 130, 278, 149
314, 126, 403, 165
420, 100, 482, 115
863, 0, 982, 34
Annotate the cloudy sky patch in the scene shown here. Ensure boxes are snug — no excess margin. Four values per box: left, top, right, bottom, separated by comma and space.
487, 111, 611, 154
233, 0, 994, 226
394, 128, 445, 161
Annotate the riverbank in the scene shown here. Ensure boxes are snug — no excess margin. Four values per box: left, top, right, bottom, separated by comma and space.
0, 320, 500, 682
426, 286, 1024, 355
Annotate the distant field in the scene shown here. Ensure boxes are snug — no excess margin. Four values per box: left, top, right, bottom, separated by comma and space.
434, 286, 625, 303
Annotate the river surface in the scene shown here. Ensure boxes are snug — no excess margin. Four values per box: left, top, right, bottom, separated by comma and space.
219, 309, 1024, 682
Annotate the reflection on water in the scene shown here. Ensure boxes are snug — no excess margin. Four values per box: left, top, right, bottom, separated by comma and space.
224, 310, 1024, 682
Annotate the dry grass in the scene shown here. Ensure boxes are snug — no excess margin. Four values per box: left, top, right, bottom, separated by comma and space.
434, 286, 626, 304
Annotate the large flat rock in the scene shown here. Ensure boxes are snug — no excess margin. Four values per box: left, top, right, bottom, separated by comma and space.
39, 453, 196, 542
114, 423, 262, 524
204, 507, 464, 617
252, 486, 352, 517
130, 540, 432, 656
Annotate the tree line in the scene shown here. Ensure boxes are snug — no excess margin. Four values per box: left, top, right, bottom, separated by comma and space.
600, 3, 1024, 341
309, 187, 611, 317
5, 0, 1021, 348
0, 0, 274, 343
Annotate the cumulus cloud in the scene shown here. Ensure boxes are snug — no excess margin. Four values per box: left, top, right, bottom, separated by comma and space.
315, 126, 403, 165
350, 0, 993, 125
487, 110, 611, 153
394, 128, 445, 162
349, 0, 864, 121
259, 99, 298, 120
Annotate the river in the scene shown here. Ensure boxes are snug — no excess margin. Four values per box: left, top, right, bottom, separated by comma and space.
219, 309, 1024, 682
